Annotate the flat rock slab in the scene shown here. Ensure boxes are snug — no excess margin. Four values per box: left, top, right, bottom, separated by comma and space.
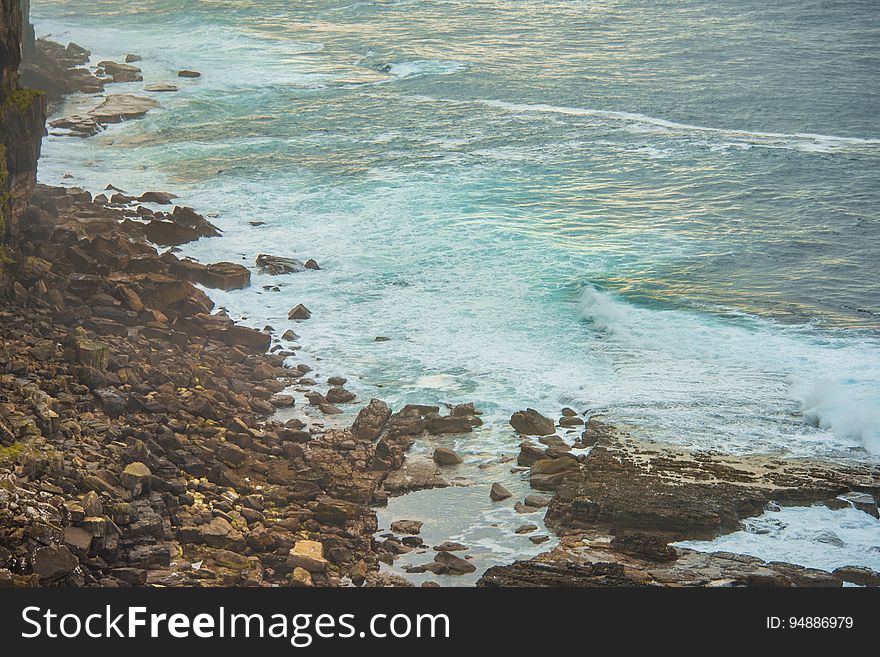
383, 455, 448, 495
144, 83, 179, 92
89, 94, 160, 123
477, 533, 854, 587
546, 428, 880, 542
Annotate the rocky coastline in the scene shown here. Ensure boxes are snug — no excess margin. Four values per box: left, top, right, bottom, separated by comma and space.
1, 3, 879, 588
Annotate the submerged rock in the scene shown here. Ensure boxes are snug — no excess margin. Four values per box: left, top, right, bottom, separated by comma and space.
256, 254, 306, 275
144, 83, 178, 93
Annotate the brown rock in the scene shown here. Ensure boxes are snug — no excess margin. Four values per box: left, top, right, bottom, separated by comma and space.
288, 304, 311, 320
351, 399, 391, 441
510, 408, 556, 436
390, 520, 423, 535
490, 482, 513, 501
432, 447, 463, 466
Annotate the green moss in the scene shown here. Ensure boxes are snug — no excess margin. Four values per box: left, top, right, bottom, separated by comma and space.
0, 441, 26, 465
0, 88, 44, 117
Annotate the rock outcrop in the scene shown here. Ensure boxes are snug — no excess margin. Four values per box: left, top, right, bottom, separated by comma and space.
0, 0, 45, 247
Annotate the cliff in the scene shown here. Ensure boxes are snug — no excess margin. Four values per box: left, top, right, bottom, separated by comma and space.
0, 0, 44, 248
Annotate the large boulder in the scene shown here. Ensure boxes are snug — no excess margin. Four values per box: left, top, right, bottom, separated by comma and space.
351, 399, 391, 441
203, 262, 251, 290
510, 408, 556, 436
31, 545, 79, 582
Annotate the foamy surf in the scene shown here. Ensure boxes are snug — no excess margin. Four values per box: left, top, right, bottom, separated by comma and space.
479, 99, 880, 154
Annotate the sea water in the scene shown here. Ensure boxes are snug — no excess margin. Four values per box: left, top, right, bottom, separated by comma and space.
30, 0, 880, 575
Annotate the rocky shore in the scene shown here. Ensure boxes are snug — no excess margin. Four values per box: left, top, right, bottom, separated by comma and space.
2, 2, 879, 588
477, 420, 880, 587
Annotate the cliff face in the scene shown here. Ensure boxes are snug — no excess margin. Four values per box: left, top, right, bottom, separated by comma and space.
0, 0, 44, 243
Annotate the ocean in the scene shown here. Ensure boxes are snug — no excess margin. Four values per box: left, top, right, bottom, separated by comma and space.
30, 0, 880, 574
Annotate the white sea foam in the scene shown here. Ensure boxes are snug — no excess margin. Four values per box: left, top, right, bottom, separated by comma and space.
479, 99, 880, 154
388, 60, 467, 79
676, 506, 880, 573
578, 287, 880, 456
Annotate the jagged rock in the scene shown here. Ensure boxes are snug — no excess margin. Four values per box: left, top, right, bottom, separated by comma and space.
510, 408, 556, 436
351, 399, 391, 441
515, 524, 537, 534
94, 388, 125, 418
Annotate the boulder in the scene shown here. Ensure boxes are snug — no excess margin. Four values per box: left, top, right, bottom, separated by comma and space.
178, 517, 245, 551
432, 447, 462, 466
288, 304, 311, 320
138, 191, 176, 204
510, 408, 556, 436
425, 414, 474, 434
434, 550, 476, 575
326, 387, 355, 404
351, 399, 391, 441
390, 520, 423, 535
529, 455, 580, 490
203, 262, 251, 290
433, 542, 468, 552
96, 60, 143, 82
490, 483, 513, 501
178, 69, 202, 78
31, 545, 79, 582
255, 254, 306, 275
287, 540, 328, 573
121, 462, 152, 496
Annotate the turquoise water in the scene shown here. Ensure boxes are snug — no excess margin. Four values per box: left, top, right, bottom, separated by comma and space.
33, 0, 880, 464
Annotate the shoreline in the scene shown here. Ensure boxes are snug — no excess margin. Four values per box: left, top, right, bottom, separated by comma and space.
2, 20, 879, 587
